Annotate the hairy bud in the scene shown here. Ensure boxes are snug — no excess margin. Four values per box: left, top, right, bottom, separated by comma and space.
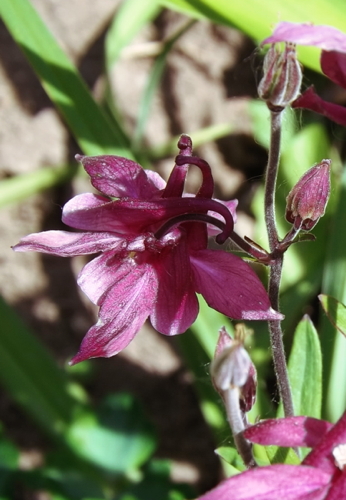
286, 160, 331, 231
258, 43, 302, 111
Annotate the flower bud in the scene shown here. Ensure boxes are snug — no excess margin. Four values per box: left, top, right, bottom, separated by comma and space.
286, 160, 331, 231
258, 43, 302, 111
211, 327, 257, 413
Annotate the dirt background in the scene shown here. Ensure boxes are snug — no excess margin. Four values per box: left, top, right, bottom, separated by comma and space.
0, 0, 268, 497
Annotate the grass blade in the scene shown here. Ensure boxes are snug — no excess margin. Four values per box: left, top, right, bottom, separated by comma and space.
0, 0, 131, 157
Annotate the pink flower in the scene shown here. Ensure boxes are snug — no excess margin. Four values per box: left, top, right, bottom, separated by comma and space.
14, 137, 280, 364
197, 412, 346, 499
263, 22, 346, 126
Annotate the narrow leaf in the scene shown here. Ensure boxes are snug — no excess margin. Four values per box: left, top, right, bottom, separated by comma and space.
0, 164, 79, 209
319, 294, 346, 337
0, 297, 76, 438
105, 0, 161, 68
320, 166, 346, 421
287, 315, 323, 418
0, 0, 131, 156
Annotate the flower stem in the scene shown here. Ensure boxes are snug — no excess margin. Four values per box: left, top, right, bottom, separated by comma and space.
265, 110, 294, 418
223, 387, 256, 469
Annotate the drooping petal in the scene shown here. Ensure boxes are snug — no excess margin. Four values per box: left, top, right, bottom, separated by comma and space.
263, 22, 346, 53
150, 237, 199, 335
293, 86, 346, 126
190, 249, 283, 320
70, 257, 158, 364
76, 155, 165, 199
13, 230, 124, 256
304, 411, 346, 474
326, 469, 346, 500
244, 417, 333, 448
77, 250, 144, 305
197, 464, 330, 500
320, 50, 346, 88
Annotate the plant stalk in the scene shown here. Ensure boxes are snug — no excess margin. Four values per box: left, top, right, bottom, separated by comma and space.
264, 110, 294, 418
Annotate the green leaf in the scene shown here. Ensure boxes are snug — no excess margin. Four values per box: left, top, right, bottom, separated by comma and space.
114, 460, 192, 500
160, 0, 346, 71
319, 294, 346, 337
320, 166, 346, 421
215, 446, 245, 473
0, 164, 79, 209
0, 0, 131, 157
67, 393, 156, 473
286, 315, 322, 418
0, 297, 76, 438
105, 0, 161, 68
191, 295, 232, 359
0, 436, 19, 496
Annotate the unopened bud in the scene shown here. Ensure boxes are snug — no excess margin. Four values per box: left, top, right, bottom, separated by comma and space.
211, 327, 257, 413
258, 43, 302, 111
286, 160, 331, 231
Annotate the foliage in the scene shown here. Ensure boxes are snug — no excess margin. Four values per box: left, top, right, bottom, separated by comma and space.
0, 0, 346, 498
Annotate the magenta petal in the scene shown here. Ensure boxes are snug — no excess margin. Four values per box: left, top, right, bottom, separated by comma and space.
321, 50, 346, 87
190, 250, 283, 320
293, 86, 346, 126
78, 251, 124, 305
76, 155, 165, 199
70, 258, 158, 364
197, 464, 330, 500
207, 198, 238, 236
326, 469, 346, 500
304, 411, 346, 474
263, 22, 346, 53
13, 230, 123, 256
62, 193, 112, 230
150, 238, 199, 335
63, 195, 234, 235
244, 417, 333, 448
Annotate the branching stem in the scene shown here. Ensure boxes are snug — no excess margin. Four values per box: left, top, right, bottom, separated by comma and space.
264, 110, 294, 418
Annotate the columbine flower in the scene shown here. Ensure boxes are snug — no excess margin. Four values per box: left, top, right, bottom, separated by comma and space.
263, 22, 346, 126
197, 411, 346, 499
14, 137, 280, 364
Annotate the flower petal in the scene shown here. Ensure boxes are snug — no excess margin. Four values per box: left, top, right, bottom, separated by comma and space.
197, 464, 330, 500
150, 238, 199, 335
190, 250, 283, 320
13, 230, 124, 256
76, 155, 165, 199
320, 50, 346, 87
304, 411, 346, 474
263, 22, 346, 53
207, 198, 238, 236
70, 257, 158, 364
293, 86, 346, 126
326, 469, 346, 500
62, 194, 234, 236
244, 417, 333, 448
